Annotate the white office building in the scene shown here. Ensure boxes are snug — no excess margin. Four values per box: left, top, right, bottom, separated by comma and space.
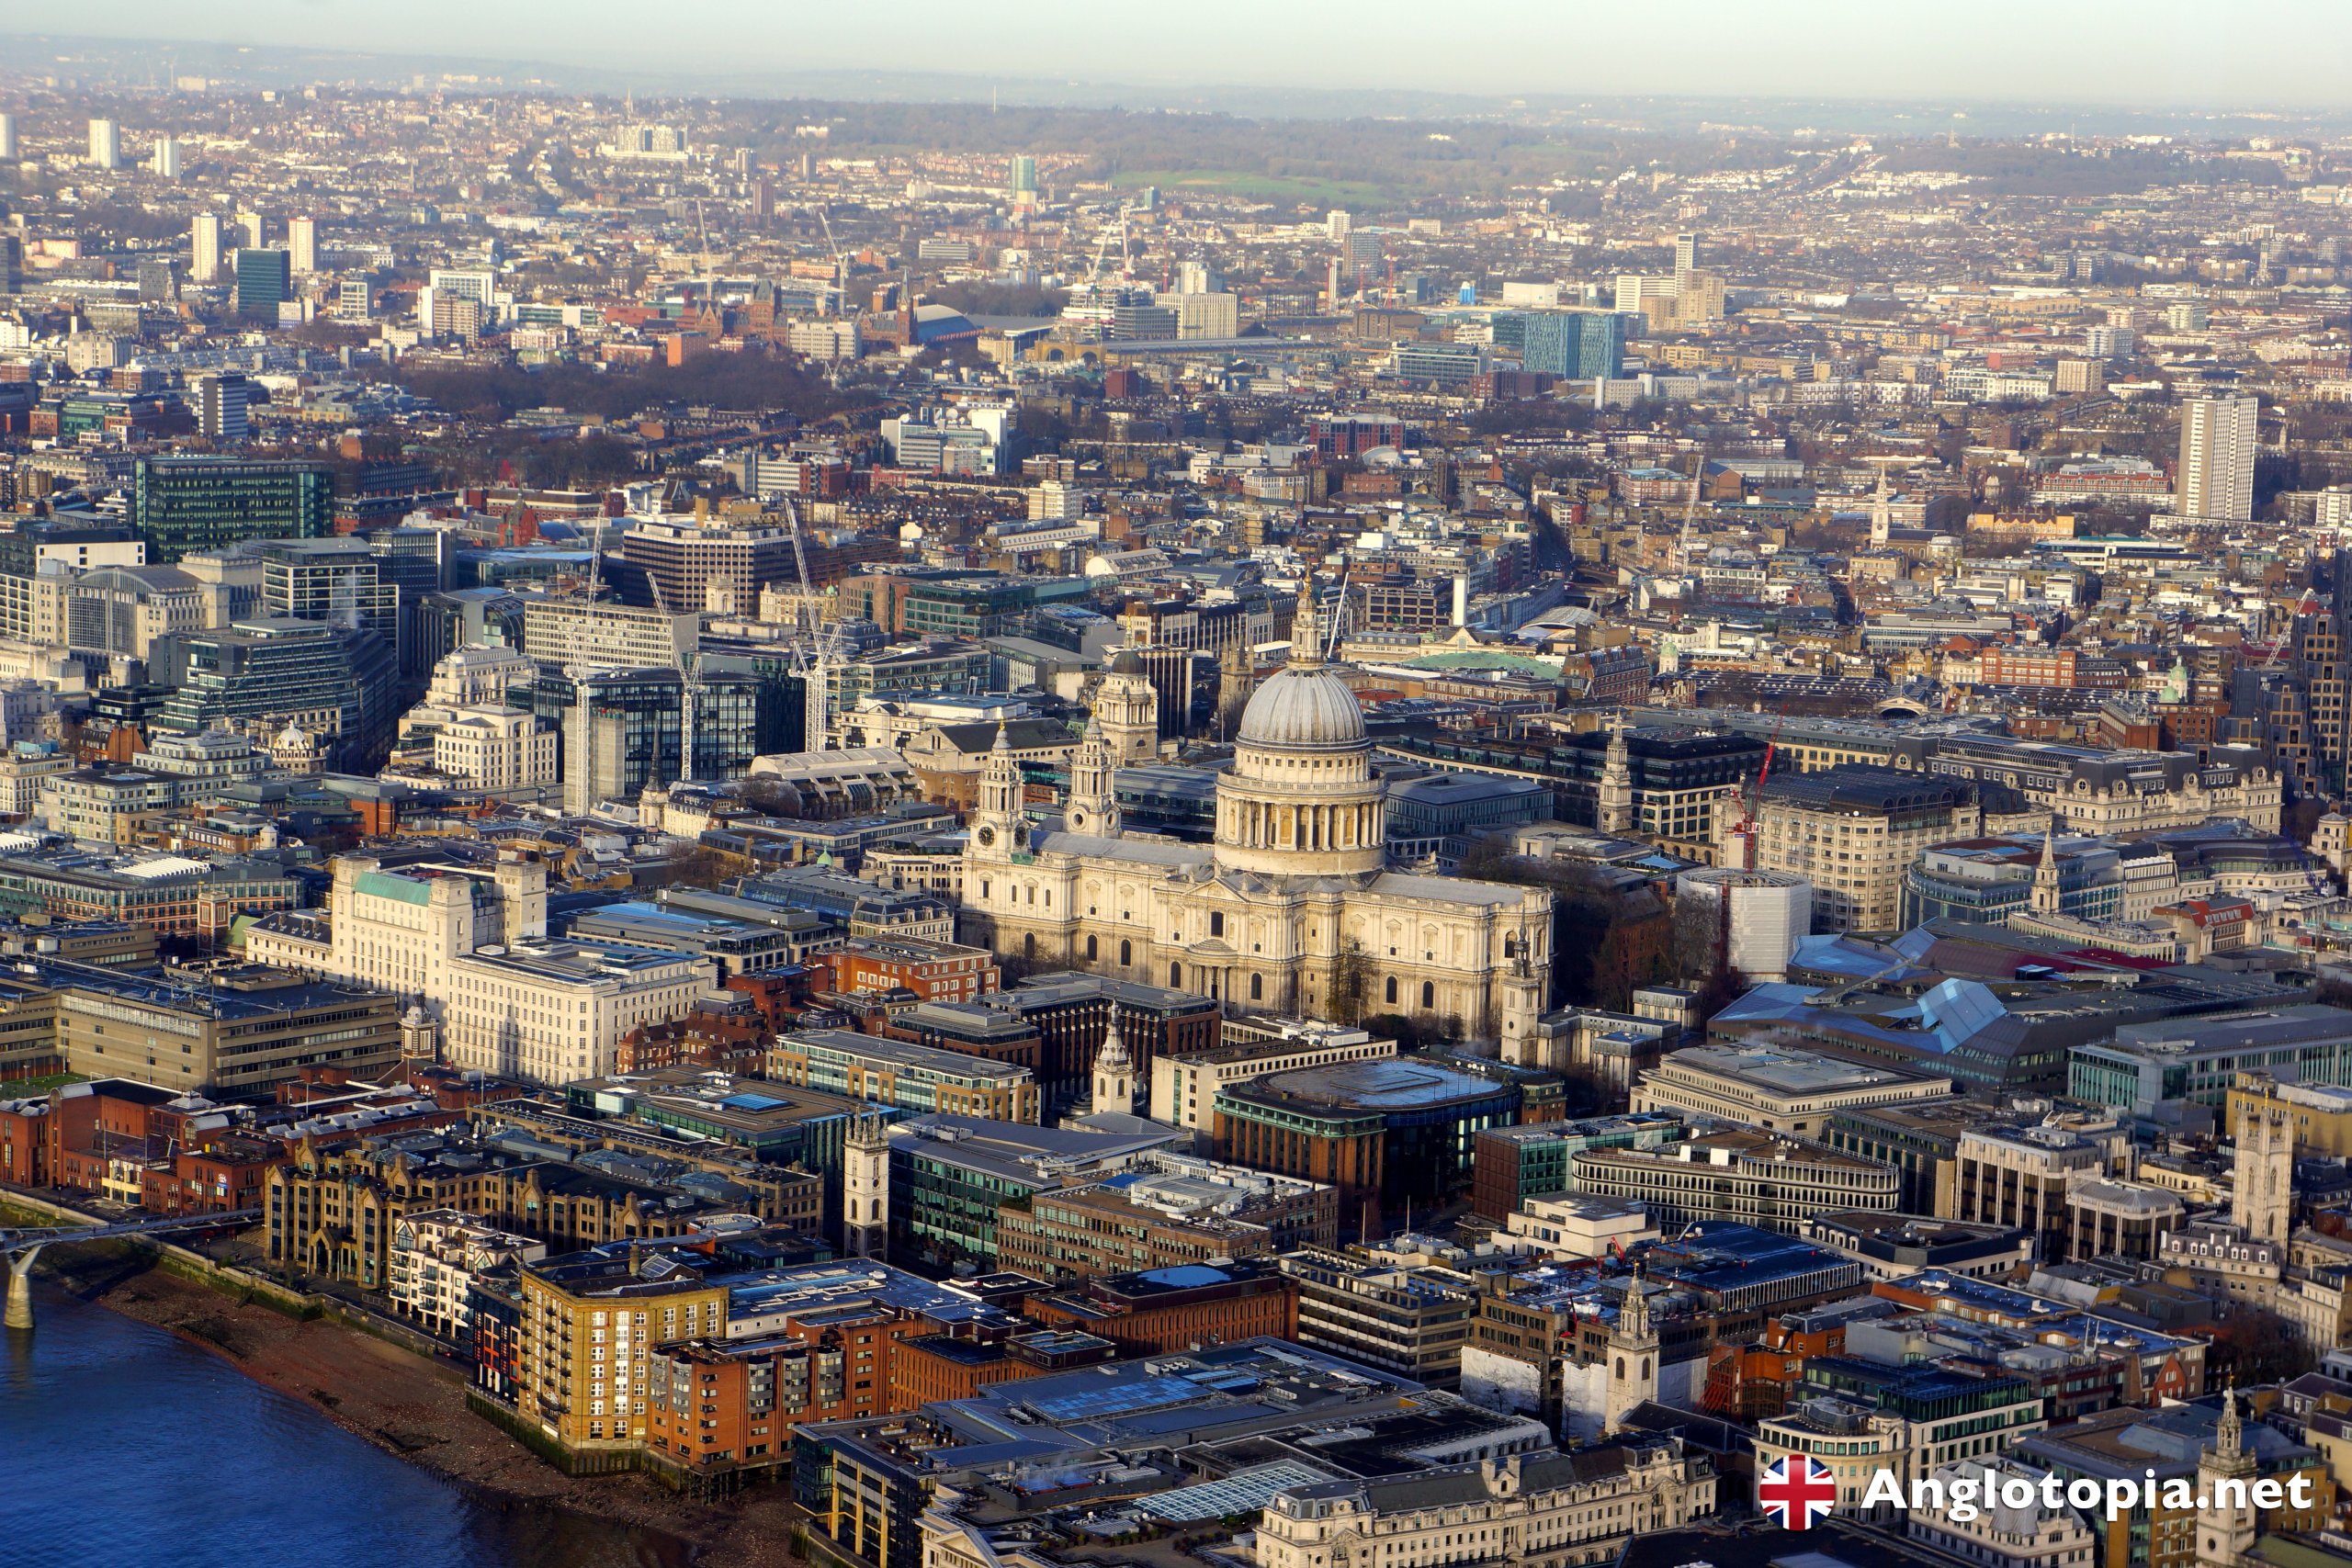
447, 940, 708, 1084
245, 852, 549, 1019
432, 707, 560, 791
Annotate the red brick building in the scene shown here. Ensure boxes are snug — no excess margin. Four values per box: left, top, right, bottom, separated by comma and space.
1023, 1261, 1300, 1356
0, 1095, 48, 1185
140, 1136, 278, 1215
819, 937, 1000, 1004
887, 1325, 1114, 1406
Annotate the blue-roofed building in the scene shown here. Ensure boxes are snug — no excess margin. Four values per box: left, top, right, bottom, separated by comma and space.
1865, 1269, 2210, 1404
563, 898, 800, 980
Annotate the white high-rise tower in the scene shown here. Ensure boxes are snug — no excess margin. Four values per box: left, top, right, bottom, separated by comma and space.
289, 216, 318, 275
152, 137, 181, 180
2177, 395, 2258, 523
192, 213, 222, 283
88, 118, 120, 170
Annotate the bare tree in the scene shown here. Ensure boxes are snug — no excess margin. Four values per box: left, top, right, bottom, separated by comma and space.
1332, 940, 1374, 1027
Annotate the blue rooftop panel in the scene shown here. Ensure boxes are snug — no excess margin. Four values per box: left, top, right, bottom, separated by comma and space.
1139, 1264, 1233, 1290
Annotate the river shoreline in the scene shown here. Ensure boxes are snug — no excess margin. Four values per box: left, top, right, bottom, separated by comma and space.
31, 1244, 809, 1568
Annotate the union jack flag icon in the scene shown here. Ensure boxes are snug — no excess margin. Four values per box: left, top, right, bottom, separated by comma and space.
1757, 1454, 1837, 1530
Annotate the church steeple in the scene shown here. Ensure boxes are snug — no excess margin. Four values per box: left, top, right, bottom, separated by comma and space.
2198, 1376, 2257, 1568
1217, 638, 1255, 741
1599, 713, 1635, 836
1620, 1269, 1650, 1339
1604, 1263, 1658, 1436
1091, 1016, 1135, 1116
2213, 1377, 2245, 1464
2031, 823, 2064, 917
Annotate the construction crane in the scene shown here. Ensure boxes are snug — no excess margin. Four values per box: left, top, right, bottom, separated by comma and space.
1086, 206, 1130, 289
781, 495, 844, 751
815, 205, 849, 307
1675, 448, 1706, 575
584, 503, 608, 602
645, 569, 709, 785
2261, 581, 2323, 671
1321, 564, 1353, 660
694, 197, 713, 306
1720, 707, 1789, 873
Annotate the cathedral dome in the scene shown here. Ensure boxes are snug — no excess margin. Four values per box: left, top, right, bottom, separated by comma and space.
1236, 665, 1366, 751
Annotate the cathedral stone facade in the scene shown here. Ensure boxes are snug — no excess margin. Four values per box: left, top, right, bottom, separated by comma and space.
963, 586, 1552, 1049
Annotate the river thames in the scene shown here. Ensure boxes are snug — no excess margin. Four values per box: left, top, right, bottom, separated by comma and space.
0, 1280, 688, 1568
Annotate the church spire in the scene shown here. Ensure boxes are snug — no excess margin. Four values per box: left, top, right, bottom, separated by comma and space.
1603, 1261, 1658, 1436
1091, 1016, 1135, 1116
1617, 1266, 1652, 1342
2214, 1375, 2245, 1461
2031, 822, 2064, 917
1599, 712, 1635, 835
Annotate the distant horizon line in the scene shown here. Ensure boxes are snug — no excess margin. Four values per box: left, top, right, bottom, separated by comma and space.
3, 25, 2351, 126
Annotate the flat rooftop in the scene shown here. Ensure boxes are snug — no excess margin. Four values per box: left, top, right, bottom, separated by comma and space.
1237, 1057, 1518, 1112
1650, 1042, 1949, 1098
780, 1027, 1035, 1084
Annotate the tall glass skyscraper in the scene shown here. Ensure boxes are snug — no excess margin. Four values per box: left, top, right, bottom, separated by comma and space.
1499, 309, 1624, 380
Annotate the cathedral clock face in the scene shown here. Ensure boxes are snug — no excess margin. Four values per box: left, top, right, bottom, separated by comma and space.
975, 825, 997, 849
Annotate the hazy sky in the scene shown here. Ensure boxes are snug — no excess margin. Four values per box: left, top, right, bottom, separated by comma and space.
14, 0, 2352, 107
